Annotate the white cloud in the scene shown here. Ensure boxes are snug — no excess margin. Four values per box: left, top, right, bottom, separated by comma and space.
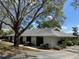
65, 31, 73, 33
61, 26, 67, 30
47, 16, 53, 20
61, 26, 73, 33
77, 25, 79, 28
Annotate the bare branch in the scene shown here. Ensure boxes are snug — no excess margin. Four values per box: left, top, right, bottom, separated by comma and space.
0, 20, 14, 29
36, 11, 45, 18
20, 3, 31, 17
0, 0, 15, 23
17, 0, 46, 37
16, 0, 21, 21
19, 4, 39, 25
11, 1, 17, 14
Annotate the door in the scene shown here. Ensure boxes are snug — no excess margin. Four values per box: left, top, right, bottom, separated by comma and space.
20, 36, 24, 44
9, 36, 13, 42
36, 37, 43, 46
26, 36, 31, 43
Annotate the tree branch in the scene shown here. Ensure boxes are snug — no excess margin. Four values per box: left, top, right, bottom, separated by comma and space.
17, 0, 46, 37
20, 3, 31, 17
0, 20, 14, 29
0, 0, 15, 24
19, 4, 39, 25
11, 1, 17, 15
36, 11, 45, 17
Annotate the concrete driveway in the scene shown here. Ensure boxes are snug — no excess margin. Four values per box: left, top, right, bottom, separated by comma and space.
27, 46, 79, 59
1, 45, 79, 59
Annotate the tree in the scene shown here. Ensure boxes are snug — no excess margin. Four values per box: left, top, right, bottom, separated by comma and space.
72, 27, 78, 36
0, 17, 4, 30
38, 20, 61, 28
37, 0, 66, 29
71, 0, 79, 35
0, 16, 5, 35
72, 0, 79, 9
0, 21, 3, 30
0, 0, 65, 47
37, 12, 65, 29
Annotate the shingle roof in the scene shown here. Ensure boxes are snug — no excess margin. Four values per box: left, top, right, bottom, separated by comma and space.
20, 28, 76, 37
5, 28, 76, 37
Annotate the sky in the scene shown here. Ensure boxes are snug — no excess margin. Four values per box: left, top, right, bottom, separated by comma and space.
62, 0, 79, 33
2, 0, 79, 33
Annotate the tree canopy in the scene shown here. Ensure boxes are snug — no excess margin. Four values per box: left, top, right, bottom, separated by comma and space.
0, 0, 65, 47
36, 0, 66, 29
72, 0, 79, 9
38, 20, 61, 28
72, 27, 78, 36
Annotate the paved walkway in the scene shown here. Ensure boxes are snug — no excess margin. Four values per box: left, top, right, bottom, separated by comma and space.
27, 46, 79, 59
0, 46, 79, 59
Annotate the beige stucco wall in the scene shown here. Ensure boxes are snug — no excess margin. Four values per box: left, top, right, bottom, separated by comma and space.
23, 36, 26, 42
22, 36, 36, 45
44, 36, 61, 48
8, 36, 14, 42
22, 36, 61, 48
31, 36, 36, 45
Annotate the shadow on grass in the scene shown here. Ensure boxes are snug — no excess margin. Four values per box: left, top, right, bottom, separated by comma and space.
0, 55, 12, 59
0, 53, 37, 59
0, 46, 37, 59
0, 41, 38, 59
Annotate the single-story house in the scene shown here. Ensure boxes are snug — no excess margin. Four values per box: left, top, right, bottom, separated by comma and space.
5, 28, 77, 48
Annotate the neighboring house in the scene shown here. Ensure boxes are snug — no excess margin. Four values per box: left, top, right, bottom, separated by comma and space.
5, 28, 76, 48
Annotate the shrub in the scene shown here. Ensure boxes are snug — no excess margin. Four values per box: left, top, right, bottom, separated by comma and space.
66, 40, 73, 46
53, 46, 61, 50
72, 39, 79, 45
53, 44, 66, 50
58, 39, 65, 45
56, 39, 79, 50
59, 44, 66, 48
0, 30, 3, 35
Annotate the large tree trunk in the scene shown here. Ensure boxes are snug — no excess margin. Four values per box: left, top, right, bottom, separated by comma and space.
13, 29, 20, 47
0, 23, 2, 30
14, 35, 20, 47
13, 24, 20, 47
